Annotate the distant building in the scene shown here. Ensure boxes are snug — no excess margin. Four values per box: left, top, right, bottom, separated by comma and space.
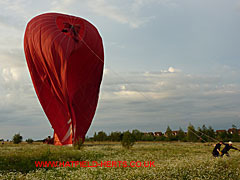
164, 130, 180, 137
154, 132, 163, 136
144, 132, 154, 136
144, 128, 240, 137
172, 131, 179, 136
228, 128, 237, 134
216, 130, 227, 134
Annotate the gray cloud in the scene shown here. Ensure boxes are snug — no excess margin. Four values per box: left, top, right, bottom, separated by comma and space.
1, 53, 240, 139
1, 47, 240, 139
87, 68, 240, 135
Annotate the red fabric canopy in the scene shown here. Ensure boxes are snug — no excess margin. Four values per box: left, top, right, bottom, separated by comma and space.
24, 13, 104, 145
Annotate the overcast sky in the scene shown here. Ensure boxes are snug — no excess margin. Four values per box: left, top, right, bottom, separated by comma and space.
0, 0, 240, 140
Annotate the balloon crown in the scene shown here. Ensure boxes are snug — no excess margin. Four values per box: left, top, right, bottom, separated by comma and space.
61, 22, 81, 42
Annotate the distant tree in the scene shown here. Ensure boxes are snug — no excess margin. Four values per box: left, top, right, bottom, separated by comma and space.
176, 127, 186, 141
121, 131, 135, 149
94, 131, 108, 141
26, 138, 33, 144
202, 125, 208, 139
231, 125, 240, 142
197, 125, 216, 142
216, 131, 229, 142
232, 132, 240, 142
84, 136, 89, 141
85, 136, 94, 142
197, 125, 207, 142
141, 134, 155, 141
155, 135, 166, 141
187, 124, 198, 142
165, 126, 174, 141
207, 126, 216, 141
232, 124, 237, 129
132, 129, 144, 141
13, 133, 23, 144
109, 131, 122, 141
0, 139, 4, 145
93, 132, 97, 141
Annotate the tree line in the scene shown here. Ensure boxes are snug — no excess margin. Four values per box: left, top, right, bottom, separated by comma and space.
86, 124, 240, 142
2, 124, 239, 144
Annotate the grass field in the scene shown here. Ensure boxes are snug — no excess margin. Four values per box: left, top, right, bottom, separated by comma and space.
0, 142, 240, 180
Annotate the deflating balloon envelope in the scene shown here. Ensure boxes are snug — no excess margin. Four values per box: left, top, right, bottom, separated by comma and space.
24, 13, 104, 145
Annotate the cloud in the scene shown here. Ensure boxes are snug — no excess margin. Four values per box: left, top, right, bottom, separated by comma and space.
236, 0, 240, 11
0, 0, 176, 31
168, 66, 181, 73
131, 0, 178, 13
85, 0, 156, 28
0, 0, 31, 28
50, 0, 77, 12
1, 60, 240, 139
0, 47, 52, 139
88, 67, 240, 134
101, 66, 240, 104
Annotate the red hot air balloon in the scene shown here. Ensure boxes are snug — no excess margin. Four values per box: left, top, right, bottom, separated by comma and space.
24, 13, 104, 145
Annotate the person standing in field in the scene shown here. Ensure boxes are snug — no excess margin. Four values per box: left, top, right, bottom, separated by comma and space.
220, 141, 240, 157
212, 141, 223, 157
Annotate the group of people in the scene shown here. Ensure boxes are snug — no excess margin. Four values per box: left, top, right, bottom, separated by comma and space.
212, 141, 240, 157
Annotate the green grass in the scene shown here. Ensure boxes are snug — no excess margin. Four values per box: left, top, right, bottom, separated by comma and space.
0, 142, 240, 179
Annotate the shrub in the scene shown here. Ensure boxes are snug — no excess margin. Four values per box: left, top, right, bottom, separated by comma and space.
132, 129, 144, 141
93, 131, 108, 141
74, 138, 84, 150
109, 131, 122, 141
13, 133, 23, 144
121, 131, 135, 149
26, 138, 34, 144
141, 134, 155, 141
